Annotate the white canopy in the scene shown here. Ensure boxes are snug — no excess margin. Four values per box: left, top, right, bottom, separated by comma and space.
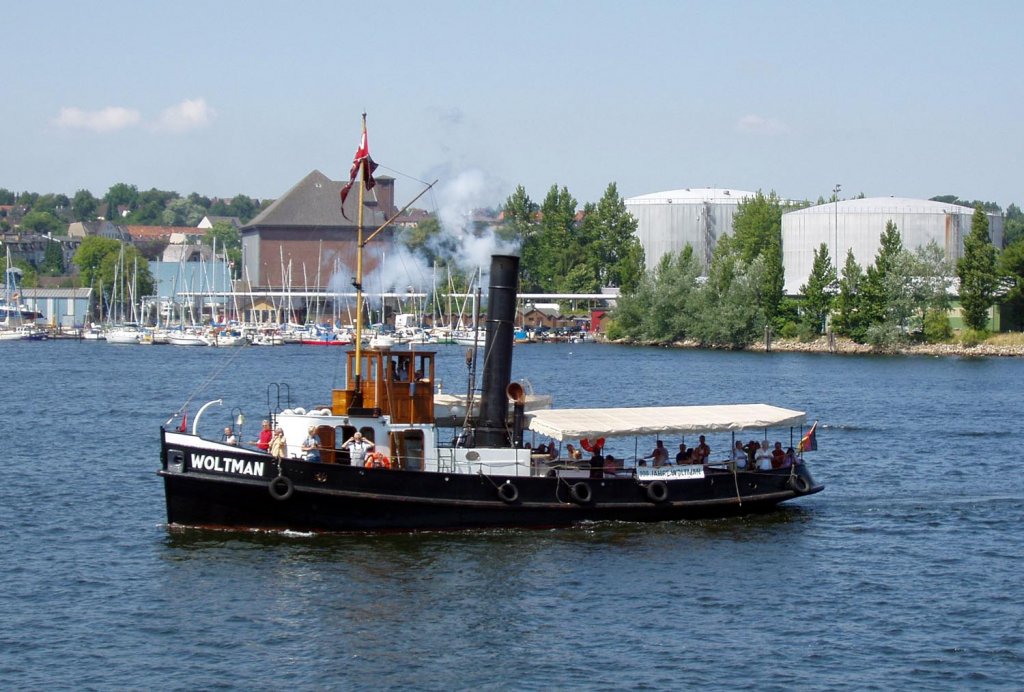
526, 404, 806, 442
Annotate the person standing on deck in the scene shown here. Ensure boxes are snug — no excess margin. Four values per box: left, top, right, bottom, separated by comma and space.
646, 440, 669, 467
342, 432, 373, 466
252, 420, 272, 452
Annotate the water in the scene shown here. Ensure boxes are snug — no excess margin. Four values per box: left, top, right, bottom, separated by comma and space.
1, 341, 1022, 690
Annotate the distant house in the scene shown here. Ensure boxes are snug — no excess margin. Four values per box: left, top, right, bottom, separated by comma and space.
67, 220, 131, 242
241, 170, 402, 289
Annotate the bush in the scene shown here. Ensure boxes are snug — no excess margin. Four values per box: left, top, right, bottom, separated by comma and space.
959, 328, 988, 348
603, 320, 625, 341
779, 321, 799, 339
922, 308, 952, 343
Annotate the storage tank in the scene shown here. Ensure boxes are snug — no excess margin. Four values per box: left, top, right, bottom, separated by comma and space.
625, 188, 757, 272
782, 197, 1004, 295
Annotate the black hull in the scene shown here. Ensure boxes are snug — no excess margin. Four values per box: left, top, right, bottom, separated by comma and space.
160, 437, 823, 532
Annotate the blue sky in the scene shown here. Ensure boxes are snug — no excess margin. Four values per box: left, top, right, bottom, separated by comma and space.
3, 0, 1023, 212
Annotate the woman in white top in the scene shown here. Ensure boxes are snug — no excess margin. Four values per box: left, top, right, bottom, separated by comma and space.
754, 441, 772, 471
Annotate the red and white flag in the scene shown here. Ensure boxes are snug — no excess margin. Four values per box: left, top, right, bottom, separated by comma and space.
339, 120, 378, 219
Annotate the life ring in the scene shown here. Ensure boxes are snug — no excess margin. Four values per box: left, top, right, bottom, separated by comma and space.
790, 475, 811, 493
569, 481, 592, 504
363, 452, 392, 469
646, 480, 669, 503
497, 482, 519, 504
268, 475, 293, 501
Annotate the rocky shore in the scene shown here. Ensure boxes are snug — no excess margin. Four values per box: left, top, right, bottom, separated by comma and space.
612, 335, 1024, 358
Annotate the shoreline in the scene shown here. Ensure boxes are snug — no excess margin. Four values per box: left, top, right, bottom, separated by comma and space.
610, 335, 1024, 358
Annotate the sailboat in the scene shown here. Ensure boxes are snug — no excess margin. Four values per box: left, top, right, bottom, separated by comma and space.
158, 116, 824, 531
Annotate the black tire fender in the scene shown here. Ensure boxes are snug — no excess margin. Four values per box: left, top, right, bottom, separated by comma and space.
497, 482, 519, 504
790, 475, 811, 493
646, 480, 669, 503
569, 481, 592, 504
269, 475, 294, 501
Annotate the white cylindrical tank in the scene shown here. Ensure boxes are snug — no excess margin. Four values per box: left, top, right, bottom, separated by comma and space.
782, 197, 1004, 295
625, 188, 757, 272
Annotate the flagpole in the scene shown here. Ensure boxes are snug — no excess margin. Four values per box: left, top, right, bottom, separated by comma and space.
352, 113, 368, 405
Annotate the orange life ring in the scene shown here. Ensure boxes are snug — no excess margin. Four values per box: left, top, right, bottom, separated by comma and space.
363, 452, 391, 469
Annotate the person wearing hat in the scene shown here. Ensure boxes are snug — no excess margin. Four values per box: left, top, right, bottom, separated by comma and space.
301, 426, 321, 463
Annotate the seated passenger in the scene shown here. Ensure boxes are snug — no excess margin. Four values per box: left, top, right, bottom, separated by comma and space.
603, 454, 624, 476
782, 447, 796, 468
771, 441, 786, 469
731, 440, 748, 470
675, 442, 690, 465
566, 443, 582, 461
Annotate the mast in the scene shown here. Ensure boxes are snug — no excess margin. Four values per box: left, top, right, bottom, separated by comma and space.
352, 113, 369, 403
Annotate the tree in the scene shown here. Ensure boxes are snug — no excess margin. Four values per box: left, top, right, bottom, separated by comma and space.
730, 191, 786, 324
610, 246, 700, 342
502, 186, 540, 289
1003, 203, 1024, 248
857, 220, 904, 335
689, 237, 766, 348
957, 205, 999, 331
73, 237, 154, 318
998, 238, 1024, 330
833, 250, 867, 341
800, 243, 836, 335
536, 185, 579, 293
162, 197, 206, 226
203, 221, 243, 277
104, 183, 139, 218
19, 210, 64, 235
586, 182, 644, 293
41, 240, 65, 275
72, 189, 99, 221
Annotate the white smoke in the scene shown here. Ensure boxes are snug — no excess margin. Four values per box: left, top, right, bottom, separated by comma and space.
325, 168, 518, 318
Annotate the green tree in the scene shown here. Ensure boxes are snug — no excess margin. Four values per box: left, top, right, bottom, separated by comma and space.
501, 186, 541, 289
730, 191, 786, 324
857, 221, 904, 333
162, 197, 207, 226
998, 238, 1024, 330
957, 205, 999, 331
203, 221, 243, 278
73, 238, 154, 318
41, 240, 65, 275
689, 237, 766, 348
72, 189, 100, 221
1003, 203, 1024, 248
586, 182, 644, 293
104, 183, 139, 218
19, 210, 64, 235
0, 188, 16, 204
536, 185, 579, 293
800, 243, 836, 335
610, 246, 700, 342
833, 249, 867, 341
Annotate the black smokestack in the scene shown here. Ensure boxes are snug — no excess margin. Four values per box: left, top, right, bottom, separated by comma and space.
475, 254, 519, 448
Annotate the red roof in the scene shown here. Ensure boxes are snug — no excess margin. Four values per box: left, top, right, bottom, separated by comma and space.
124, 225, 206, 241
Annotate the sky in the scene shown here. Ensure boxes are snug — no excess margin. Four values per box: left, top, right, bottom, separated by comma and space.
3, 0, 1023, 214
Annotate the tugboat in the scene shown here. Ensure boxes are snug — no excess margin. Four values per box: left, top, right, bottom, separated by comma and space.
159, 253, 823, 531
157, 118, 823, 532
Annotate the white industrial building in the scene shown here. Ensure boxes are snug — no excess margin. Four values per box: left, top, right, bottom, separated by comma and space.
782, 197, 1004, 295
625, 188, 757, 272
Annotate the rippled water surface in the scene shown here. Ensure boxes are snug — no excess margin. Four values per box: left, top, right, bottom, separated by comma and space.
1, 341, 1022, 689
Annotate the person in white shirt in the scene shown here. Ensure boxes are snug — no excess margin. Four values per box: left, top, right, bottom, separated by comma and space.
342, 431, 373, 466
